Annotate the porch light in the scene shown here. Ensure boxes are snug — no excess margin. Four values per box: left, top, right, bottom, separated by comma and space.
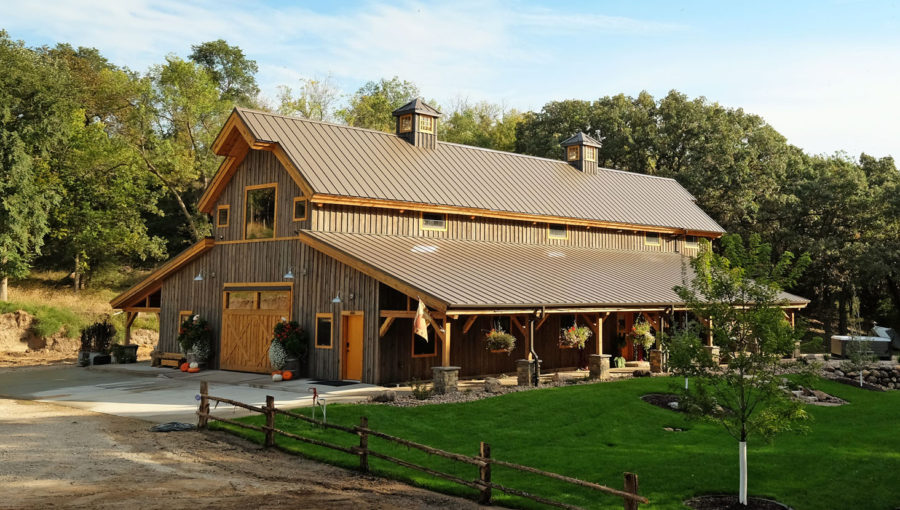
193, 270, 204, 282
331, 295, 342, 304
283, 266, 294, 279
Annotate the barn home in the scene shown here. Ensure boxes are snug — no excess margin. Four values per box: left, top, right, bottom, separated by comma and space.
110, 99, 808, 385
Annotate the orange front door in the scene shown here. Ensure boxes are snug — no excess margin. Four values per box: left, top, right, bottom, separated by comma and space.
341, 313, 364, 380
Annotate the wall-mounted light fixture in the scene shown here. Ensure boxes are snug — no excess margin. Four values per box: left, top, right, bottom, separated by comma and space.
193, 270, 204, 282
331, 294, 342, 304
283, 266, 294, 279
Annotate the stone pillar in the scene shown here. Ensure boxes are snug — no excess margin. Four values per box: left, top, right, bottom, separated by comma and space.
589, 354, 611, 380
649, 349, 665, 373
704, 345, 721, 364
432, 366, 460, 394
516, 359, 536, 387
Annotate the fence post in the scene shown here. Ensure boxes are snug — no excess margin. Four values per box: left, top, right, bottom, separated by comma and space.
359, 416, 369, 473
479, 441, 492, 505
198, 381, 209, 429
624, 472, 639, 510
265, 395, 276, 448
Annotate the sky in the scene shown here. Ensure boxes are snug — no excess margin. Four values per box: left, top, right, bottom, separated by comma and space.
4, 0, 900, 158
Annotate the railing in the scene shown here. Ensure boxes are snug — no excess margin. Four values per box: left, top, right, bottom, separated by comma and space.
197, 381, 647, 510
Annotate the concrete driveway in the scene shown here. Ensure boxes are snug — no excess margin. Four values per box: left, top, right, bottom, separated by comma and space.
0, 362, 385, 423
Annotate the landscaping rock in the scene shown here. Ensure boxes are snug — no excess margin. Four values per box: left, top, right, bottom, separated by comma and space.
484, 377, 503, 393
371, 390, 396, 402
633, 370, 651, 378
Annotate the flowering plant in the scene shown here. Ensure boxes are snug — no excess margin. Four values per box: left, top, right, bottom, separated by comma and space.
631, 318, 655, 350
561, 324, 592, 349
485, 328, 516, 353
272, 320, 307, 359
177, 315, 212, 362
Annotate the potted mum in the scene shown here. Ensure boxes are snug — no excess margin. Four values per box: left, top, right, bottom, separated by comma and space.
271, 320, 308, 373
177, 315, 213, 367
561, 324, 592, 349
485, 327, 516, 353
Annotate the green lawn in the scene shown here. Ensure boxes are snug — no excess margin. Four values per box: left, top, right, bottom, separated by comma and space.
211, 377, 900, 509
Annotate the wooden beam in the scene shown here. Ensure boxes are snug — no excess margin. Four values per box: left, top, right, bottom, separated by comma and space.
124, 311, 137, 345
424, 312, 446, 344
534, 313, 550, 331
510, 316, 526, 337
380, 310, 445, 319
595, 312, 608, 355
442, 317, 452, 367
462, 315, 478, 335
379, 317, 395, 338
448, 307, 668, 316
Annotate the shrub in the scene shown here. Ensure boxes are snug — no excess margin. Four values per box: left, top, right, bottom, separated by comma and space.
273, 320, 308, 360
177, 315, 212, 362
79, 319, 116, 352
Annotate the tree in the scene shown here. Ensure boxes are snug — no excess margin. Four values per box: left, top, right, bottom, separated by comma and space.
0, 31, 73, 300
189, 39, 259, 106
440, 99, 522, 152
668, 235, 811, 505
277, 75, 341, 122
337, 77, 420, 132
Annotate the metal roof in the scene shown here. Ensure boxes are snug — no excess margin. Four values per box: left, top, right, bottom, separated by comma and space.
298, 231, 807, 310
561, 131, 603, 148
392, 98, 442, 117
235, 108, 725, 234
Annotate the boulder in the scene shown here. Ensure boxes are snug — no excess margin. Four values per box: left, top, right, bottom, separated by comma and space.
633, 370, 651, 378
484, 377, 503, 393
371, 390, 396, 403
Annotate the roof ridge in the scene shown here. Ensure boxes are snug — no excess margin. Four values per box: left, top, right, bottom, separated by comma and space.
235, 107, 406, 140
308, 230, 690, 257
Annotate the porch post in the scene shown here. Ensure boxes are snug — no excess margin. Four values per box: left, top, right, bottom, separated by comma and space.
125, 311, 137, 345
706, 317, 714, 346
442, 317, 452, 366
595, 313, 607, 356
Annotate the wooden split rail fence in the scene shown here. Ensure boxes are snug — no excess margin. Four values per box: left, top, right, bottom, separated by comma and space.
197, 382, 648, 510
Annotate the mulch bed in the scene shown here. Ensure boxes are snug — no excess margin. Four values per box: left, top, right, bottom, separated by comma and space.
640, 393, 684, 412
685, 494, 791, 510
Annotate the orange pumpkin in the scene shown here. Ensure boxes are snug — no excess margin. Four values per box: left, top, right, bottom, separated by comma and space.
282, 370, 293, 381
180, 363, 189, 372
187, 367, 200, 373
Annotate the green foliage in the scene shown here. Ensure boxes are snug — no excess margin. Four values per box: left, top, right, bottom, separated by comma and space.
79, 319, 116, 352
177, 315, 212, 360
0, 300, 84, 338
272, 320, 308, 360
440, 99, 522, 151
189, 39, 259, 106
484, 328, 516, 352
337, 76, 420, 132
560, 324, 592, 349
277, 76, 341, 122
214, 377, 900, 510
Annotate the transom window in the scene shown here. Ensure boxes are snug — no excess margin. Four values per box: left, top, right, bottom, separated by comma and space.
419, 115, 434, 133
548, 223, 568, 240
421, 212, 447, 231
224, 290, 291, 311
244, 184, 277, 240
645, 232, 661, 246
216, 205, 230, 228
293, 196, 308, 222
685, 235, 699, 248
566, 145, 579, 161
399, 114, 412, 133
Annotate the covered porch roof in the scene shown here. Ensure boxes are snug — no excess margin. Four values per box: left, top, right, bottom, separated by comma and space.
297, 231, 809, 314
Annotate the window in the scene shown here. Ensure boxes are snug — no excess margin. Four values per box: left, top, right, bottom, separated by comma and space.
399, 114, 412, 133
419, 115, 434, 134
293, 196, 308, 222
216, 205, 230, 228
224, 289, 291, 312
225, 291, 256, 309
244, 184, 277, 240
412, 323, 437, 357
584, 146, 596, 162
258, 291, 291, 310
567, 145, 579, 161
644, 232, 661, 246
421, 212, 447, 231
684, 235, 699, 249
178, 310, 193, 329
548, 223, 568, 240
316, 313, 333, 348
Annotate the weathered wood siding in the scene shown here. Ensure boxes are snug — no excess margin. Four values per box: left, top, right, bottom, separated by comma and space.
213, 149, 309, 242
312, 204, 700, 254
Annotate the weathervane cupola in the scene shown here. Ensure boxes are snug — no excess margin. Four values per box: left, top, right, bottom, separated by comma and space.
392, 98, 441, 149
560, 131, 603, 175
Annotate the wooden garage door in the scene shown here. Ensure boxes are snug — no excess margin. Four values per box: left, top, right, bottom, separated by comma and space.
220, 287, 291, 373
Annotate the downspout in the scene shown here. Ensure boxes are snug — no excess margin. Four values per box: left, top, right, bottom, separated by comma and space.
530, 308, 543, 386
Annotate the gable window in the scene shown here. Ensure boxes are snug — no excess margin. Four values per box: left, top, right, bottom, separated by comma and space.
567, 146, 579, 161
684, 235, 699, 249
645, 232, 661, 246
316, 313, 333, 348
584, 147, 596, 162
419, 115, 434, 134
244, 184, 277, 240
399, 114, 412, 133
421, 212, 447, 231
548, 223, 568, 240
412, 323, 437, 357
293, 196, 308, 222
216, 205, 230, 228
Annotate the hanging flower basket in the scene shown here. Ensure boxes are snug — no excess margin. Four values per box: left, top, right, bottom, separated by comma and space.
561, 325, 592, 349
485, 329, 516, 353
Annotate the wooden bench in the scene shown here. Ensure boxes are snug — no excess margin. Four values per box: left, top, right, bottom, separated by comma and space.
151, 350, 185, 368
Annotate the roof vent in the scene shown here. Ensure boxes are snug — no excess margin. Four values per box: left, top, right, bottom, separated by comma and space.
560, 131, 602, 175
392, 98, 441, 149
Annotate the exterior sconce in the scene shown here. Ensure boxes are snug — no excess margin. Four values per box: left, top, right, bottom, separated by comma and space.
284, 266, 294, 279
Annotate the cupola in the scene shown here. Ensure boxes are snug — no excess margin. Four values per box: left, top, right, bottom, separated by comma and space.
392, 98, 441, 149
560, 131, 603, 175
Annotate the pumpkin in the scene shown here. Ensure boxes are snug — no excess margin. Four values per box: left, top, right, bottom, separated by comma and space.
272, 374, 283, 382
282, 370, 293, 381
187, 367, 200, 373
189, 362, 199, 369
180, 362, 189, 372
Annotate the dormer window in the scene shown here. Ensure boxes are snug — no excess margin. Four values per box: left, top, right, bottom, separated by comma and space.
566, 146, 579, 161
399, 115, 412, 133
419, 115, 434, 134
584, 147, 596, 162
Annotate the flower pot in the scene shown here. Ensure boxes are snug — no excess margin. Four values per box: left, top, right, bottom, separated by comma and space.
78, 351, 91, 367
283, 356, 301, 373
